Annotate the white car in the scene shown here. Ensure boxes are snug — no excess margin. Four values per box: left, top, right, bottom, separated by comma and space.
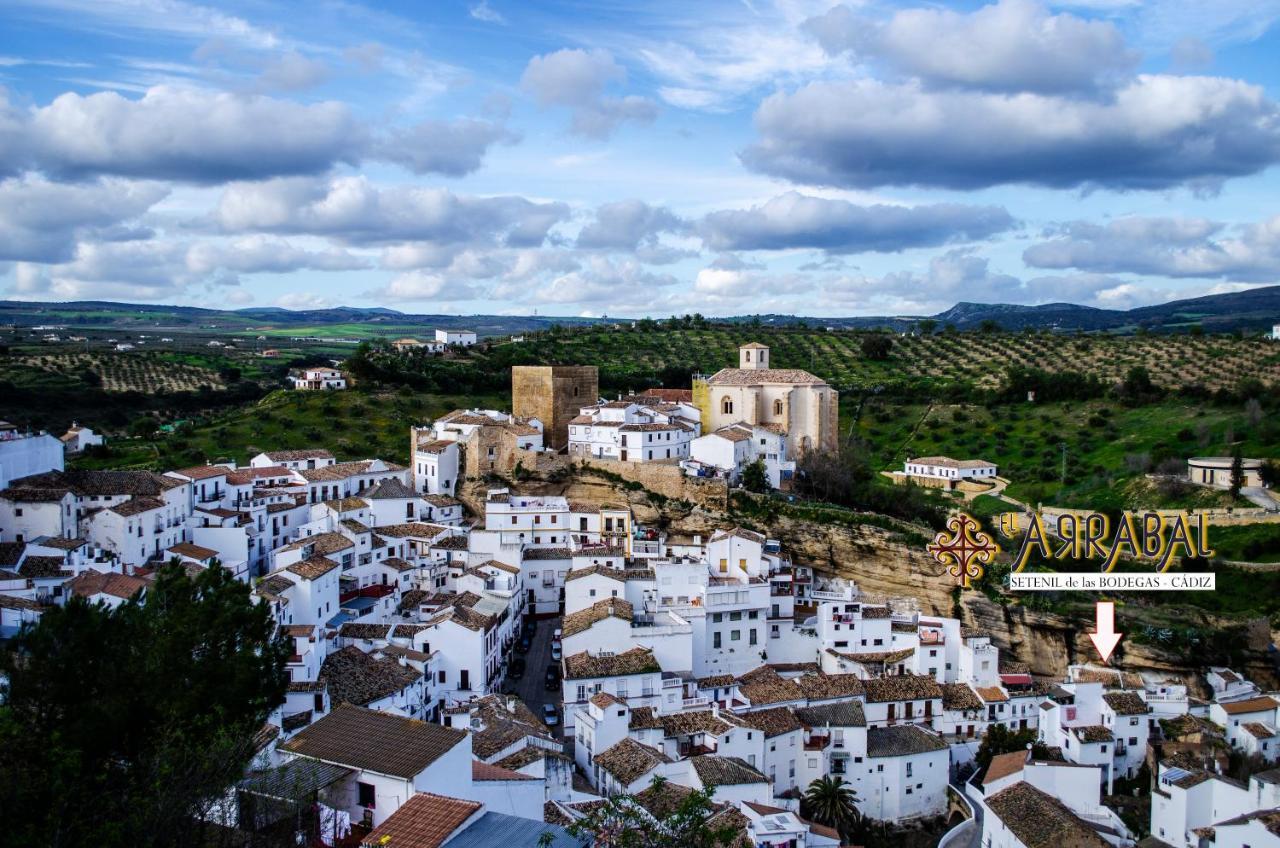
542, 704, 559, 726
551, 644, 562, 661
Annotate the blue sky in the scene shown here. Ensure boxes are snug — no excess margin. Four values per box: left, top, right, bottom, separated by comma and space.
2, 0, 1279, 318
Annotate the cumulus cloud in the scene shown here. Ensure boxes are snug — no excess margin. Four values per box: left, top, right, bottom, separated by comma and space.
365, 270, 480, 303
1023, 215, 1280, 281
805, 0, 1135, 94
742, 75, 1280, 191
521, 48, 657, 138
185, 236, 369, 275
497, 255, 677, 305
470, 2, 505, 24
275, 292, 333, 310
576, 200, 686, 251
6, 86, 362, 183
376, 118, 519, 177
212, 176, 570, 247
699, 192, 1016, 254
0, 175, 167, 262
0, 85, 513, 183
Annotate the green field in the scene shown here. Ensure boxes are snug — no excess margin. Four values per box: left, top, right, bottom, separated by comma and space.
852, 398, 1269, 510
70, 388, 507, 471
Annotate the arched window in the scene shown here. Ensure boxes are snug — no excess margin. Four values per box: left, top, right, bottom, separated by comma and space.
721, 397, 734, 415
773, 399, 783, 416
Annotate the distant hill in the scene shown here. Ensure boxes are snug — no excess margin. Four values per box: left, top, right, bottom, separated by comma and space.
2, 284, 1277, 335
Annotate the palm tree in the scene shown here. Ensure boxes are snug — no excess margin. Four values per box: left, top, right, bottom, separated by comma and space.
802, 775, 862, 837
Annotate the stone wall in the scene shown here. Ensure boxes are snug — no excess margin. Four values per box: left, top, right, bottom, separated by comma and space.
1038, 504, 1280, 528
511, 365, 598, 451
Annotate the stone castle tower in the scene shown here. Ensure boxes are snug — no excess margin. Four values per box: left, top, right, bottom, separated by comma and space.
512, 365, 599, 451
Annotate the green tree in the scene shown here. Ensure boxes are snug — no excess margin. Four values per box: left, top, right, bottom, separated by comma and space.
916, 319, 937, 336
975, 724, 1050, 768
129, 415, 158, 438
1230, 446, 1245, 498
977, 319, 1002, 334
741, 459, 770, 493
860, 334, 894, 361
802, 776, 862, 839
1259, 460, 1280, 489
565, 776, 743, 847
0, 562, 289, 848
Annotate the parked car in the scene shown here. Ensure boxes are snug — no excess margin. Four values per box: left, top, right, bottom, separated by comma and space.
553, 627, 562, 640
518, 634, 532, 653
509, 658, 525, 680
542, 703, 560, 726
550, 644, 562, 661
544, 665, 560, 691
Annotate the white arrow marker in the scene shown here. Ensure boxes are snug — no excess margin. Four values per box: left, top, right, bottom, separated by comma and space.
1088, 601, 1123, 663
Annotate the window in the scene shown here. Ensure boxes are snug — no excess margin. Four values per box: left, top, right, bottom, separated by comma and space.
773, 399, 783, 416
357, 782, 376, 808
713, 632, 722, 649
749, 630, 757, 646
721, 397, 734, 415
906, 762, 912, 778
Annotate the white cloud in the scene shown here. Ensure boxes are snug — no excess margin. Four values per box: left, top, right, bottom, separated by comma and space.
275, 292, 333, 310
576, 200, 686, 251
0, 175, 167, 262
1023, 214, 1280, 281
256, 51, 330, 92
521, 48, 657, 138
699, 192, 1016, 254
742, 74, 1280, 191
469, 2, 505, 24
805, 0, 1136, 94
212, 176, 570, 247
366, 270, 479, 303
376, 118, 519, 177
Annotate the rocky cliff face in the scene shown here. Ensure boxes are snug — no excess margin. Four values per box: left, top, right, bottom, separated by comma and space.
463, 476, 1278, 690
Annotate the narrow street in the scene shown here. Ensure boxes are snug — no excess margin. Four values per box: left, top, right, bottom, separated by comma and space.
511, 615, 563, 736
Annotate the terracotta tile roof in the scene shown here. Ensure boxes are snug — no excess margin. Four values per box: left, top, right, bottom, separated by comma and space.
415, 439, 456, 455
593, 738, 670, 785
472, 558, 519, 575
793, 701, 866, 729
495, 747, 572, 771
173, 465, 229, 480
709, 527, 766, 544
660, 709, 736, 738
641, 388, 693, 403
0, 594, 42, 610
736, 706, 803, 738
543, 801, 574, 827
1073, 725, 1113, 743
280, 624, 315, 637
633, 780, 697, 819
108, 496, 166, 517
562, 598, 632, 638
628, 706, 663, 730
827, 646, 915, 665
864, 674, 943, 703
285, 556, 339, 580
67, 570, 147, 600
522, 547, 572, 560
706, 367, 827, 386
735, 666, 804, 706
256, 573, 295, 600
360, 792, 480, 848
423, 494, 460, 507
467, 694, 555, 760
698, 674, 735, 688
867, 725, 948, 757
339, 622, 392, 641
907, 455, 996, 469
378, 522, 452, 539
283, 704, 466, 780
1220, 696, 1279, 715
4, 469, 185, 501
472, 760, 537, 781
383, 556, 416, 572
18, 555, 70, 579
984, 750, 1027, 785
984, 782, 1109, 848
565, 565, 624, 583
1242, 722, 1276, 739
690, 755, 768, 785
795, 672, 865, 701
263, 449, 334, 461
167, 542, 219, 560
976, 686, 1009, 703
282, 532, 354, 555
1103, 691, 1150, 716
319, 645, 422, 707
364, 478, 417, 500
563, 647, 661, 681
942, 683, 984, 711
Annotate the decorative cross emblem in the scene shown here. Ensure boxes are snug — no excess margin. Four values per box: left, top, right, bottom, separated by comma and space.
927, 512, 1000, 589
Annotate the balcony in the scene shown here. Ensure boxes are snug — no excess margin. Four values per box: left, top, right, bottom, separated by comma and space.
682, 696, 710, 709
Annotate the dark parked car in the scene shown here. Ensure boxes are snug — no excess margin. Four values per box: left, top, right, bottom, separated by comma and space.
508, 658, 525, 680
518, 634, 532, 653
544, 665, 561, 691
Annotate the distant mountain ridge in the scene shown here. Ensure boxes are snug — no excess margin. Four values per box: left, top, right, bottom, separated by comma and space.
2, 285, 1277, 334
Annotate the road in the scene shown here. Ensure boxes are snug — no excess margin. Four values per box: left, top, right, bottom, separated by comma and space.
511, 615, 563, 736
